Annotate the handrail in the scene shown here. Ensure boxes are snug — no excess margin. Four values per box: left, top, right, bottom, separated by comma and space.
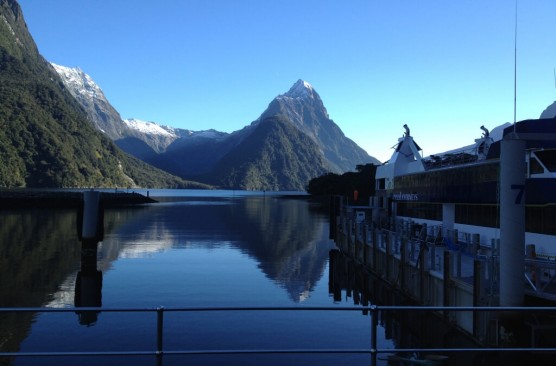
2, 305, 556, 365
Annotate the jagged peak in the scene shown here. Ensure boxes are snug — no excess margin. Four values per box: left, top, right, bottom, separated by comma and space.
51, 62, 85, 78
50, 62, 104, 99
281, 79, 315, 99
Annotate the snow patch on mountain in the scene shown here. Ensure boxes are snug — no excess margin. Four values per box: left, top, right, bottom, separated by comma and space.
123, 118, 177, 137
188, 129, 228, 139
123, 118, 229, 141
280, 79, 314, 99
51, 63, 103, 100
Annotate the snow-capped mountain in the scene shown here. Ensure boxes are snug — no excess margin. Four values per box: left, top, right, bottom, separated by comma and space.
53, 63, 377, 189
153, 79, 377, 188
51, 63, 128, 139
51, 63, 102, 100
258, 79, 378, 172
52, 63, 228, 158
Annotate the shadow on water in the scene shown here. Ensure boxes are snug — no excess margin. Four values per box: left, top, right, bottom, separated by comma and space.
0, 209, 80, 362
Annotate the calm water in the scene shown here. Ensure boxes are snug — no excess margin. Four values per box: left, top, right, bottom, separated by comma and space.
0, 190, 394, 366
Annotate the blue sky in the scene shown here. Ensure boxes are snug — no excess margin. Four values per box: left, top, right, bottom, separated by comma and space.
17, 0, 556, 162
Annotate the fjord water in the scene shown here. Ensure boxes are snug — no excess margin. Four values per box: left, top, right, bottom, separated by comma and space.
0, 190, 393, 366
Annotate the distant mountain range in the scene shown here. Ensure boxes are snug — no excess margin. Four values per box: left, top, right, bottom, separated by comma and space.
53, 61, 379, 190
11, 0, 555, 191
0, 0, 375, 190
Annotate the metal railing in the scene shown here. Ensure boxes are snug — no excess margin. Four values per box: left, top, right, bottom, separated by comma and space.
2, 305, 556, 365
525, 258, 556, 300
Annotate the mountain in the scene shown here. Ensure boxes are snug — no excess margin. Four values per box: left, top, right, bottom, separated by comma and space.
50, 63, 177, 157
55, 72, 377, 190
156, 80, 377, 189
50, 63, 377, 190
49, 63, 128, 140
257, 80, 379, 172
0, 0, 204, 188
200, 115, 330, 190
540, 101, 556, 119
121, 118, 228, 156
49, 63, 231, 164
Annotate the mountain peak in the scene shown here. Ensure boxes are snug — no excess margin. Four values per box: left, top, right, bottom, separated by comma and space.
282, 79, 314, 99
51, 63, 104, 100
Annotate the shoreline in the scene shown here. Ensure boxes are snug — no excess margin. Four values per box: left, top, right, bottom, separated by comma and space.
0, 190, 156, 209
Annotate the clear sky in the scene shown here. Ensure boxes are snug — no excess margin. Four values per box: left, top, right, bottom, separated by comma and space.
17, 0, 556, 163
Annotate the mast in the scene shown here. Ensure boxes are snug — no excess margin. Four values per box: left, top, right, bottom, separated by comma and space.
513, 0, 518, 132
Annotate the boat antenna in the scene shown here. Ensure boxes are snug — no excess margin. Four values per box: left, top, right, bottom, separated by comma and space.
513, 0, 518, 133
553, 68, 556, 97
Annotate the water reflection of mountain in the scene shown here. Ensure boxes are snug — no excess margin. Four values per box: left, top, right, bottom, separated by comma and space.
226, 197, 336, 302
0, 209, 80, 307
0, 197, 333, 308
97, 197, 336, 302
0, 209, 80, 355
0, 196, 335, 355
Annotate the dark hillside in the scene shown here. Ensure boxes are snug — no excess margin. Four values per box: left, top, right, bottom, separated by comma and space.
201, 115, 329, 191
0, 0, 201, 188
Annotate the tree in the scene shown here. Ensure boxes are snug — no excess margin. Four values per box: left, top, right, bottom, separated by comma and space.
306, 163, 377, 201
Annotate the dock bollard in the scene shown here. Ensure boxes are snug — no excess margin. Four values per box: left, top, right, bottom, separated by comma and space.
78, 190, 104, 242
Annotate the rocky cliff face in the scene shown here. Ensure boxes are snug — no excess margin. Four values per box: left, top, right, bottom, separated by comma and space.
50, 63, 129, 140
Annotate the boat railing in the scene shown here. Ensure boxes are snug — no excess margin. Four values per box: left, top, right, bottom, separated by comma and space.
2, 305, 556, 365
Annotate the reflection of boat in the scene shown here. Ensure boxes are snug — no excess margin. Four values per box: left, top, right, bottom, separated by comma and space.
374, 118, 556, 256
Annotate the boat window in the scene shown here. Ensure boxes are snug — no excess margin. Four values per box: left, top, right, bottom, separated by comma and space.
376, 178, 385, 190
535, 150, 556, 172
529, 156, 545, 175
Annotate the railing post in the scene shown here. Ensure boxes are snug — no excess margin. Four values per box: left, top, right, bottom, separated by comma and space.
399, 237, 406, 289
385, 232, 391, 280
443, 251, 452, 319
473, 259, 484, 340
370, 305, 378, 366
157, 306, 164, 359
